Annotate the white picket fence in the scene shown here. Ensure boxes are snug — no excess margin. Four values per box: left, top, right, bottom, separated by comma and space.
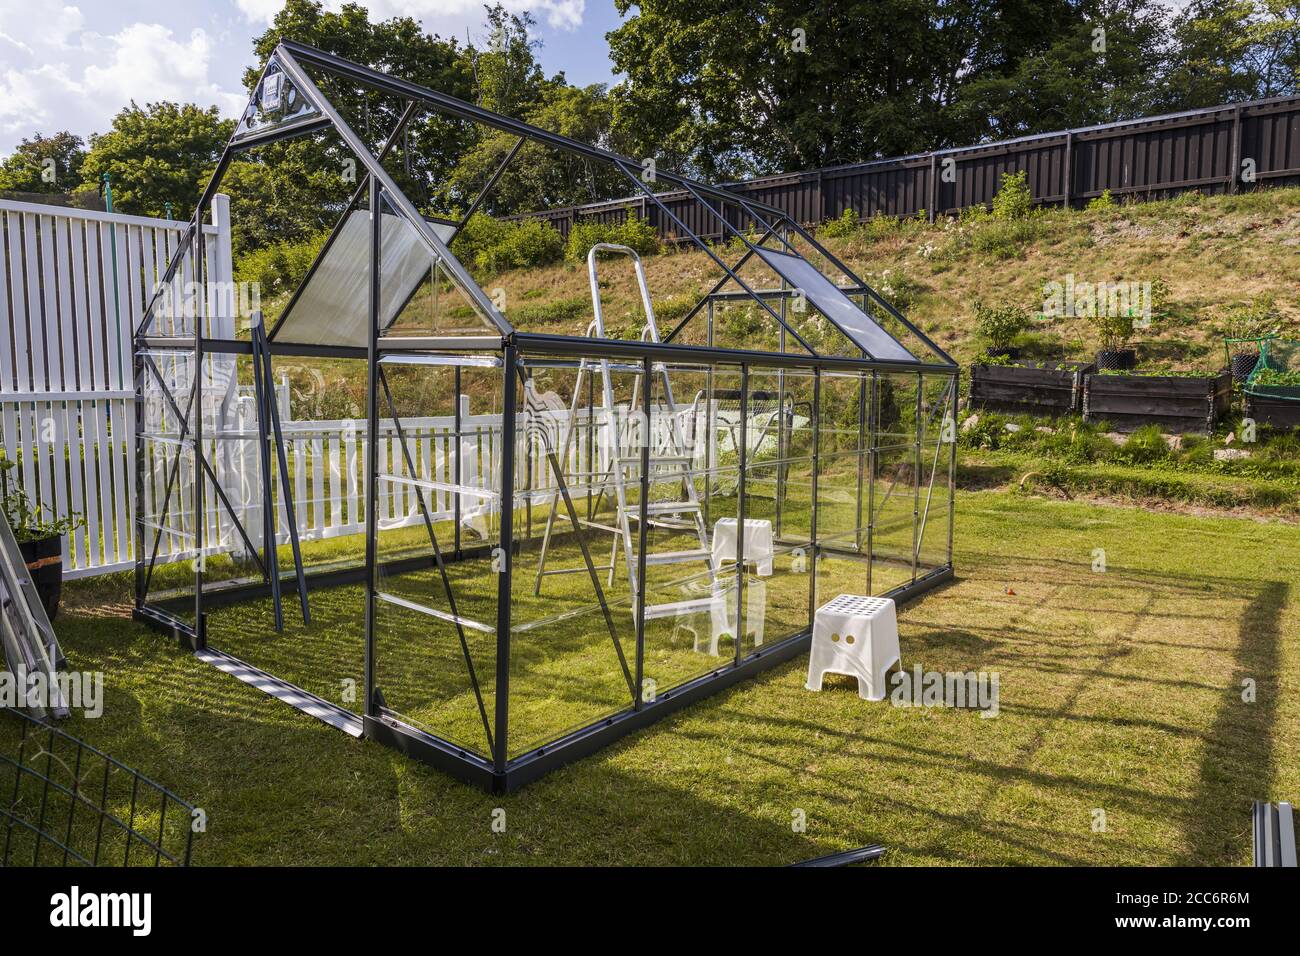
140, 392, 718, 570
0, 195, 232, 578
149, 399, 628, 566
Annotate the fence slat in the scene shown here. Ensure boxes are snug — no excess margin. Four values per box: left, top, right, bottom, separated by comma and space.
0, 199, 221, 577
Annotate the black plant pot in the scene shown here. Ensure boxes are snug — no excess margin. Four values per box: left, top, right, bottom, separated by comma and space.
1096, 348, 1136, 371
1230, 350, 1260, 384
18, 534, 62, 621
986, 346, 1021, 361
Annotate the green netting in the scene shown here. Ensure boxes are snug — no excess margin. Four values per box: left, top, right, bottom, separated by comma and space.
1245, 338, 1300, 400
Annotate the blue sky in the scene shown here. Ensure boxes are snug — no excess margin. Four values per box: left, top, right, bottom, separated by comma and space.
0, 1, 625, 155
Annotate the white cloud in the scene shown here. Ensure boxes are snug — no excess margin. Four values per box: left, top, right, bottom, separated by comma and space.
0, 5, 245, 153
83, 24, 245, 116
237, 0, 585, 32
234, 0, 286, 24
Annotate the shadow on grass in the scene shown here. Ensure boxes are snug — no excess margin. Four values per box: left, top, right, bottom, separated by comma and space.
1175, 578, 1285, 865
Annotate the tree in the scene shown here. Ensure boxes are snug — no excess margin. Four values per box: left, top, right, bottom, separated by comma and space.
75, 103, 232, 219
444, 82, 629, 215
0, 132, 86, 195
606, 0, 1087, 178
1165, 0, 1300, 107
952, 0, 1173, 138
471, 5, 547, 117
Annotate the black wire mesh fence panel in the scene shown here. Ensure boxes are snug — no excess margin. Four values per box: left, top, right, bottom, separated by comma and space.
0, 707, 198, 866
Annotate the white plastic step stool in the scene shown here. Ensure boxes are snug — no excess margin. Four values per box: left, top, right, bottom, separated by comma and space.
806, 594, 899, 701
711, 518, 774, 576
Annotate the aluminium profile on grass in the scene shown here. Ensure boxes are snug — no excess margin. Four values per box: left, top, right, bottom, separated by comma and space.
131, 40, 960, 793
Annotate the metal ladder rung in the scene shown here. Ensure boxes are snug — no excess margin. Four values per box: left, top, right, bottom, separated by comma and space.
638, 548, 712, 565
539, 564, 616, 577
643, 501, 702, 515
617, 455, 692, 465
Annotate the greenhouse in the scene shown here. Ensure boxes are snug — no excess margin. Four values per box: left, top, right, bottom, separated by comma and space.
133, 41, 959, 792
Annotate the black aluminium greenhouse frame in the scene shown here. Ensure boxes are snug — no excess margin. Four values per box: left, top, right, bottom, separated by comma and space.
132, 41, 960, 793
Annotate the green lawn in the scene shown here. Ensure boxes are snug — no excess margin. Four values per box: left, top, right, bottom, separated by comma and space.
8, 488, 1298, 865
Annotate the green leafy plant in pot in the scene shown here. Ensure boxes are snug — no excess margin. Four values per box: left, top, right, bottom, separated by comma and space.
1222, 297, 1284, 384
1092, 309, 1137, 371
974, 300, 1030, 361
1, 456, 84, 620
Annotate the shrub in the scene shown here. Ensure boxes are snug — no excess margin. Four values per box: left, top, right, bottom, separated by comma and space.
969, 217, 1040, 258
973, 300, 1030, 354
1222, 296, 1285, 343
1114, 425, 1170, 465
452, 213, 564, 275
511, 295, 590, 330
991, 170, 1032, 220
1147, 276, 1172, 323
565, 211, 660, 262
820, 207, 860, 238
653, 293, 701, 329
234, 230, 329, 302
868, 269, 921, 311
1091, 310, 1136, 351
1087, 188, 1115, 211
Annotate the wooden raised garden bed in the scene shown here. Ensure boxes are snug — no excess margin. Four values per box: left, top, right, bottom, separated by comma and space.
1083, 370, 1233, 434
968, 361, 1095, 417
1245, 393, 1300, 430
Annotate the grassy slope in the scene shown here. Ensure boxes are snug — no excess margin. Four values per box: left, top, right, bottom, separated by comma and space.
484, 187, 1300, 371
22, 489, 1300, 866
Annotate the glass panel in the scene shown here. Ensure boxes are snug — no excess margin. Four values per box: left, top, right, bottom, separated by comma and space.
272, 194, 496, 348
142, 238, 204, 339
374, 596, 496, 758
870, 443, 918, 595
370, 357, 501, 754
194, 351, 371, 713
877, 371, 920, 447
915, 444, 956, 572
195, 352, 263, 592
917, 373, 956, 572
509, 356, 641, 755
815, 539, 869, 612
753, 248, 918, 363
139, 349, 197, 623
640, 363, 739, 691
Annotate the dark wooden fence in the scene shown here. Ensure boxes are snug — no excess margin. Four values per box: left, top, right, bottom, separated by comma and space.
515, 94, 1300, 242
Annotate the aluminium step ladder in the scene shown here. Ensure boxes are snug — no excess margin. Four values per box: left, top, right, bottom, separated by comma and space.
0, 501, 68, 721
532, 244, 721, 623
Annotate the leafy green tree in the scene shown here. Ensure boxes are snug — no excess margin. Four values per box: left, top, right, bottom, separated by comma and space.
0, 132, 86, 195
1165, 0, 1300, 106
75, 103, 232, 218
445, 82, 629, 214
606, 0, 1086, 178
471, 5, 547, 117
950, 0, 1173, 137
